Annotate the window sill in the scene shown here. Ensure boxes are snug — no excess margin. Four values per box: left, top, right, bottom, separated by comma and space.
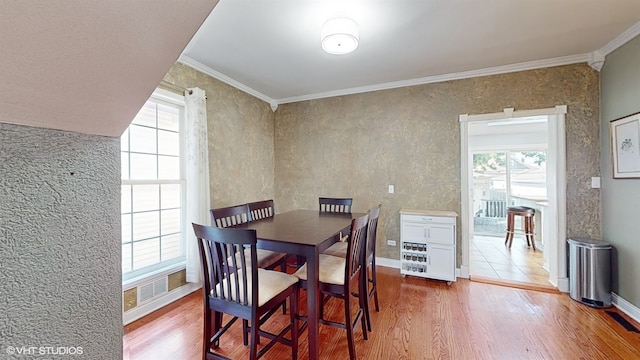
122, 262, 186, 290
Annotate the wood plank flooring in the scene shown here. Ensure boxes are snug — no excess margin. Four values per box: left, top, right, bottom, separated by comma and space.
123, 266, 640, 359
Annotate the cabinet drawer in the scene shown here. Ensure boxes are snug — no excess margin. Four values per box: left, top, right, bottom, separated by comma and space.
428, 224, 455, 245
402, 214, 455, 224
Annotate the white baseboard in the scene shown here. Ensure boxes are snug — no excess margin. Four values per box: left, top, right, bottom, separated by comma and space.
458, 265, 469, 279
557, 277, 569, 293
375, 257, 400, 269
123, 282, 201, 325
612, 292, 640, 324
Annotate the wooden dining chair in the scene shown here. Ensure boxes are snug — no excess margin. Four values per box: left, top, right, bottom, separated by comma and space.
322, 205, 381, 332
293, 213, 369, 360
319, 197, 353, 213
210, 204, 287, 271
210, 204, 252, 228
248, 199, 275, 221
192, 224, 299, 360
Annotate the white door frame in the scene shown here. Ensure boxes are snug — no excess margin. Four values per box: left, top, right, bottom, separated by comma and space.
459, 106, 568, 291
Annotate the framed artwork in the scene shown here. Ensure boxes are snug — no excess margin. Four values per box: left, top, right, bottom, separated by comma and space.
610, 111, 640, 178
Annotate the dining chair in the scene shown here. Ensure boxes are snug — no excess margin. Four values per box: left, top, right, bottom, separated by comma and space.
192, 224, 299, 360
319, 197, 353, 213
293, 213, 369, 360
322, 205, 381, 332
210, 204, 287, 271
248, 199, 275, 221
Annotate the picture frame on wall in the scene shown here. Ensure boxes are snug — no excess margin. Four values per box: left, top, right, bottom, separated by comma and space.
610, 111, 640, 178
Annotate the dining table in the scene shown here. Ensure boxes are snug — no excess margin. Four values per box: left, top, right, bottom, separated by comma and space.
234, 209, 364, 360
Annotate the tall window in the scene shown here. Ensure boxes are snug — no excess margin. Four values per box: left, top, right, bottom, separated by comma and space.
121, 90, 185, 281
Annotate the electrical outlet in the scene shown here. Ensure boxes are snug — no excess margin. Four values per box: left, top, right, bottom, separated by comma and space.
387, 239, 396, 246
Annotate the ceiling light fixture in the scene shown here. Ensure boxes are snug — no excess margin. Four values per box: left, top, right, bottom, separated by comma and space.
321, 17, 359, 55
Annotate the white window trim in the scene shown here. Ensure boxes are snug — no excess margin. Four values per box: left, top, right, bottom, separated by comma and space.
121, 88, 187, 283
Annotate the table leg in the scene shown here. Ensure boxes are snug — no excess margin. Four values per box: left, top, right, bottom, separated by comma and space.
305, 248, 320, 360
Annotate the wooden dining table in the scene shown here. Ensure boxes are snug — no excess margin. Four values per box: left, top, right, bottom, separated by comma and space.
234, 209, 363, 360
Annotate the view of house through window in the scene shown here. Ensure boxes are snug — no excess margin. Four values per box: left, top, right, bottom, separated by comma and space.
121, 92, 185, 281
472, 150, 547, 236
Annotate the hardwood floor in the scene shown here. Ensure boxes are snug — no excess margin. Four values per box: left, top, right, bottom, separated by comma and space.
123, 266, 640, 359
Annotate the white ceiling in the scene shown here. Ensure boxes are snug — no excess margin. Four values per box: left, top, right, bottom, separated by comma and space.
181, 0, 640, 105
2, 1, 639, 136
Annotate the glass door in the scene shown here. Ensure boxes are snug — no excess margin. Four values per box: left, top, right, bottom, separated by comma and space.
472, 152, 507, 236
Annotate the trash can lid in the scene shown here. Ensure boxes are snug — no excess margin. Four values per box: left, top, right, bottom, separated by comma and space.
567, 237, 612, 249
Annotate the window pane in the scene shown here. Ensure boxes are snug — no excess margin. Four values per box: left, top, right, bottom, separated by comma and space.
132, 184, 159, 212
121, 185, 131, 213
132, 101, 156, 127
132, 211, 160, 241
130, 153, 157, 180
129, 124, 157, 154
158, 156, 180, 180
158, 104, 180, 131
121, 152, 129, 180
133, 238, 160, 269
122, 214, 132, 243
122, 243, 132, 273
158, 130, 179, 156
161, 234, 182, 261
161, 184, 181, 209
161, 209, 181, 235
120, 128, 129, 151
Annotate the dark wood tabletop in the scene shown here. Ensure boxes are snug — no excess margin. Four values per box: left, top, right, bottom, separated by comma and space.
235, 209, 364, 360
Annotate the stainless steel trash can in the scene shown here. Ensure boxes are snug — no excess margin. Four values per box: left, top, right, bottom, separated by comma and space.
568, 237, 612, 308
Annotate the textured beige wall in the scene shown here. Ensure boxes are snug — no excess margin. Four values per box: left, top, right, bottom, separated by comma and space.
274, 64, 600, 263
162, 63, 275, 209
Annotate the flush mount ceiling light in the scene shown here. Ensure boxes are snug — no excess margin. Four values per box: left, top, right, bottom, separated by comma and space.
321, 17, 359, 55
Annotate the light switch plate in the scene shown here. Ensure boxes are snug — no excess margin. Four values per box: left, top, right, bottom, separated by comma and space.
387, 239, 396, 246
388, 184, 394, 194
591, 177, 601, 189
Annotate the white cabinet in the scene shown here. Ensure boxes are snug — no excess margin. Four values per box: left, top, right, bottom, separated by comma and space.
400, 209, 457, 283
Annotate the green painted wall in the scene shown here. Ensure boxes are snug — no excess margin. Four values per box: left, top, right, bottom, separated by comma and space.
600, 34, 640, 308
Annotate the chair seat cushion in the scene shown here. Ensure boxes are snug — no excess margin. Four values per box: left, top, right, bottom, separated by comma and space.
231, 249, 286, 269
323, 241, 348, 257
214, 268, 298, 307
293, 254, 345, 285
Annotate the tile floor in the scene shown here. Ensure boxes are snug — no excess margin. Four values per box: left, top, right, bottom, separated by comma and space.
470, 234, 551, 287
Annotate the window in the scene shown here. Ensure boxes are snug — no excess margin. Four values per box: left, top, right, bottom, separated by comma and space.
121, 89, 185, 281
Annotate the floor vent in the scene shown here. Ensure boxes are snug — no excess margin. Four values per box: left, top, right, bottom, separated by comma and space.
138, 277, 169, 304
606, 311, 640, 333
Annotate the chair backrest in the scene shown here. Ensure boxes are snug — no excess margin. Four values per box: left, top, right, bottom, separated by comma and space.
366, 205, 381, 264
319, 197, 353, 213
192, 223, 258, 309
345, 213, 369, 285
248, 199, 275, 221
210, 204, 251, 228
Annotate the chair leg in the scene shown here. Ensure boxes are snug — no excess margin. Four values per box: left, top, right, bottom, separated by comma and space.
504, 213, 514, 248
362, 267, 372, 332
203, 308, 212, 358
281, 260, 288, 314
290, 289, 299, 360
243, 319, 249, 346
249, 316, 259, 360
358, 281, 368, 341
344, 294, 356, 360
528, 216, 536, 251
370, 263, 380, 312
213, 311, 222, 348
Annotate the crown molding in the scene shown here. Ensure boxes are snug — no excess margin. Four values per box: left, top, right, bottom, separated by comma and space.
276, 53, 589, 104
177, 55, 276, 106
599, 20, 640, 56
179, 53, 590, 107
